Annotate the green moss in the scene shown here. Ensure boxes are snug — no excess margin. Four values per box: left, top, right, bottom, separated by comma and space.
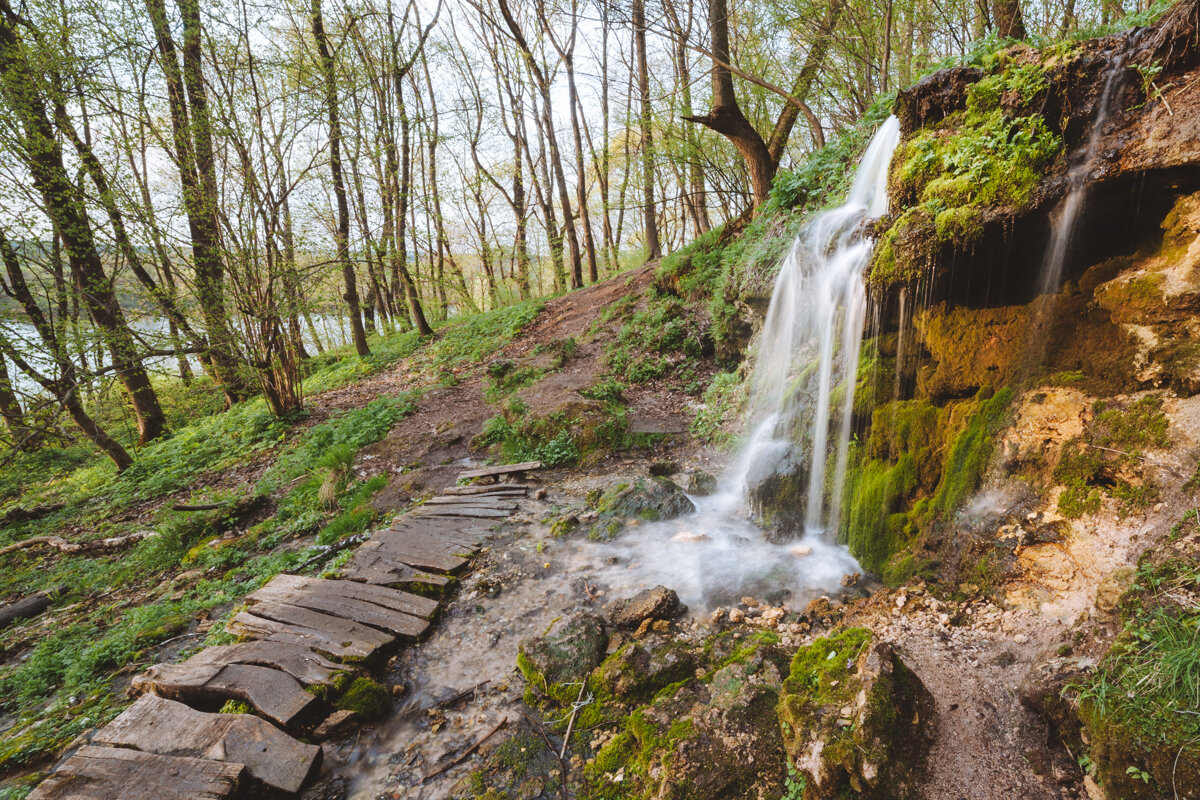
219, 699, 253, 715
335, 677, 390, 720
926, 387, 1013, 520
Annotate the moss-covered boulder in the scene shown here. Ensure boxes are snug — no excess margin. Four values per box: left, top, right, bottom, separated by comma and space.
777, 628, 934, 800
602, 477, 695, 522
518, 613, 607, 695
586, 634, 792, 800
596, 637, 698, 702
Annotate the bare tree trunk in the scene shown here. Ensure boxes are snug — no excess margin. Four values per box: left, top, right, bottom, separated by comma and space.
992, 0, 1027, 38
633, 0, 661, 260
312, 0, 370, 356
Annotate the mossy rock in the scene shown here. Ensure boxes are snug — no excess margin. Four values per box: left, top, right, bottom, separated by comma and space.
596, 638, 698, 703
518, 613, 607, 699
335, 676, 390, 720
777, 628, 935, 800
600, 477, 695, 522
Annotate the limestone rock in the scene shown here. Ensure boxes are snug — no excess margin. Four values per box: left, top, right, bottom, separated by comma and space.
604, 586, 685, 629
777, 630, 935, 799
597, 638, 698, 702
894, 66, 983, 134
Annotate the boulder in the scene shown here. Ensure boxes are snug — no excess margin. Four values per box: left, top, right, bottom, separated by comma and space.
605, 477, 695, 521
777, 629, 934, 800
597, 638, 698, 702
604, 586, 685, 629
518, 613, 606, 689
687, 470, 719, 496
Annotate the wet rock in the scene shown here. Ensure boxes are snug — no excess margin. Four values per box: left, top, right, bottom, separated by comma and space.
777, 629, 935, 800
743, 443, 809, 537
518, 613, 607, 688
605, 586, 686, 629
893, 66, 982, 135
648, 460, 679, 477
687, 470, 719, 496
311, 710, 358, 742
605, 477, 695, 521
597, 638, 699, 702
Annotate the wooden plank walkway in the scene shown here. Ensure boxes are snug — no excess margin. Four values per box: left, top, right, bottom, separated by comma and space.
27, 466, 536, 798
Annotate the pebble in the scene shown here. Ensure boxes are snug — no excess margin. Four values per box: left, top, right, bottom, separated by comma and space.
671, 531, 709, 542
789, 544, 813, 557
728, 608, 745, 624
1013, 633, 1028, 644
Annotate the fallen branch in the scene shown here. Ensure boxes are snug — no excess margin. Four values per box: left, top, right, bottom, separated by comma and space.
0, 529, 157, 558
171, 502, 230, 512
284, 532, 369, 574
0, 502, 64, 526
421, 716, 509, 783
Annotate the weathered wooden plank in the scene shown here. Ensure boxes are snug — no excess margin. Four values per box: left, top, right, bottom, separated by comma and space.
443, 484, 530, 496
93, 695, 320, 794
246, 582, 428, 638
384, 525, 483, 552
386, 518, 487, 543
132, 661, 320, 728
176, 641, 341, 688
457, 461, 542, 480
424, 495, 518, 507
337, 551, 451, 589
29, 745, 245, 800
267, 574, 439, 619
359, 535, 469, 573
412, 506, 513, 519
237, 601, 395, 653
228, 610, 385, 662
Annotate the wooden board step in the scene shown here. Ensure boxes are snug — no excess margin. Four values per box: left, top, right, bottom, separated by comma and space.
246, 577, 430, 638
457, 461, 542, 480
443, 484, 530, 496
132, 661, 320, 729
424, 495, 519, 508
92, 694, 321, 794
170, 641, 342, 689
271, 574, 440, 618
336, 554, 451, 590
362, 531, 470, 573
29, 745, 245, 800
411, 506, 513, 519
386, 520, 487, 548
228, 605, 393, 662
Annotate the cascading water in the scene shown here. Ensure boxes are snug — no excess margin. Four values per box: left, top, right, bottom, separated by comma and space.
737, 116, 902, 538
571, 117, 903, 610
1036, 57, 1127, 297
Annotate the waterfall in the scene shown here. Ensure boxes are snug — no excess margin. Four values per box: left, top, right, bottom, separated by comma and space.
735, 116, 902, 540
1037, 57, 1127, 297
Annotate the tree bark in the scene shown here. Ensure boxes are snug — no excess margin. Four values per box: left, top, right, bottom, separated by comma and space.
992, 0, 1027, 38
312, 0, 370, 356
633, 0, 661, 260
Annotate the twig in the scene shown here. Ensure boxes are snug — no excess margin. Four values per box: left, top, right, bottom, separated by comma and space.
1173, 744, 1182, 800
1083, 443, 1185, 478
559, 680, 590, 762
421, 716, 509, 783
285, 533, 369, 574
437, 680, 489, 709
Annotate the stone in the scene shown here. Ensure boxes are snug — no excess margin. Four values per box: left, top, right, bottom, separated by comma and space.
604, 586, 685, 629
686, 470, 719, 496
777, 630, 935, 800
604, 477, 695, 521
727, 608, 745, 624
893, 66, 983, 134
597, 639, 699, 702
1095, 566, 1137, 614
648, 460, 679, 477
519, 613, 607, 688
312, 710, 359, 741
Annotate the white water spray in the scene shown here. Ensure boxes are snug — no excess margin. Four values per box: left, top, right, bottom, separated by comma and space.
735, 115, 902, 537
572, 118, 902, 610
